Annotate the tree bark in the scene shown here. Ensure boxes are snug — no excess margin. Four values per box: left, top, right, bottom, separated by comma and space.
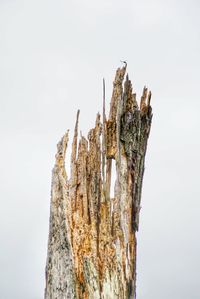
45, 65, 152, 299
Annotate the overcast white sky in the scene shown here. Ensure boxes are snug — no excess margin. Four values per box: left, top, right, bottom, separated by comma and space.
0, 0, 200, 298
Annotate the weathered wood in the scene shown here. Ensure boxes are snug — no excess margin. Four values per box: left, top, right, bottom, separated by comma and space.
45, 66, 152, 299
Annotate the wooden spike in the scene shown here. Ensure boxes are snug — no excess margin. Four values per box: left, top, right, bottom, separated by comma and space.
70, 109, 80, 166
102, 78, 106, 200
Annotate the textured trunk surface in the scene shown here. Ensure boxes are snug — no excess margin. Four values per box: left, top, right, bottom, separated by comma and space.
45, 66, 152, 299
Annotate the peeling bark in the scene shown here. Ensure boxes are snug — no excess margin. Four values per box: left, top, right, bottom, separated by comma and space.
45, 66, 152, 299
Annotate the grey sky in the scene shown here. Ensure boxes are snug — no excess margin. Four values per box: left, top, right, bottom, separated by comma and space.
0, 0, 199, 298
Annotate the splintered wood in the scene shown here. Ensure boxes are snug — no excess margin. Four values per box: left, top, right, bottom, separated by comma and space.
45, 66, 152, 299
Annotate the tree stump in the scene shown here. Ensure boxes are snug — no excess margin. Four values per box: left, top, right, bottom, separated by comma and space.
45, 65, 152, 299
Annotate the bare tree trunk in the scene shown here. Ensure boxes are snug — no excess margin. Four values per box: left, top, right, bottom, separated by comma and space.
45, 65, 152, 299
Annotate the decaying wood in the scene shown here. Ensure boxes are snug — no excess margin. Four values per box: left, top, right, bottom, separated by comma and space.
45, 65, 152, 299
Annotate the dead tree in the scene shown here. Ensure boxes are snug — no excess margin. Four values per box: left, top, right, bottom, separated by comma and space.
45, 65, 152, 299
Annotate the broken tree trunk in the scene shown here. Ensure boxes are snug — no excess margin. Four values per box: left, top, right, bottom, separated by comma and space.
45, 65, 152, 299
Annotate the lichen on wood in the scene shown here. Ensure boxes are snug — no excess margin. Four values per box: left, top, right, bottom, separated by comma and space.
45, 65, 152, 299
